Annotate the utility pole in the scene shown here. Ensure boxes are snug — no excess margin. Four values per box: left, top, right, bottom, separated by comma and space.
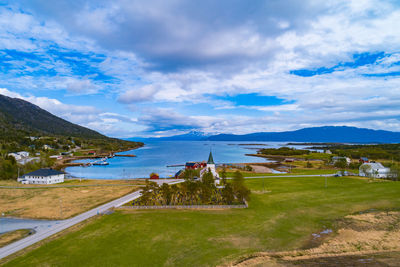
59, 198, 63, 219
262, 177, 265, 193
325, 176, 327, 188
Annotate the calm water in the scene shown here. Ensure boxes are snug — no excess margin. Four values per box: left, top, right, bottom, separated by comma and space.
66, 141, 290, 179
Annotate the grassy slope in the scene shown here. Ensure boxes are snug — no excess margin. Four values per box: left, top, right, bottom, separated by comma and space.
0, 230, 31, 248
5, 177, 400, 266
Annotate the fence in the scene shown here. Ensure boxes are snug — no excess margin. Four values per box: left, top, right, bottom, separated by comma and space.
119, 202, 248, 210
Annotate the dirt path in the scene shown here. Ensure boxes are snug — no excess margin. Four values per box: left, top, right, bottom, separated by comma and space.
227, 211, 400, 266
249, 165, 273, 173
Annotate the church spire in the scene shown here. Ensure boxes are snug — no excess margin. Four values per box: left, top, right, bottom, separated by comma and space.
207, 150, 215, 164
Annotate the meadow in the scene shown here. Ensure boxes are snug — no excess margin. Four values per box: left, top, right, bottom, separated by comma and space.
0, 179, 142, 219
3, 176, 400, 266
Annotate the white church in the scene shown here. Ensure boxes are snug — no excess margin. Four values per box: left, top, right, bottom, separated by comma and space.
200, 151, 220, 185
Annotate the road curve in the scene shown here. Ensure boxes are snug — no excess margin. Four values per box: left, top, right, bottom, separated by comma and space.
0, 179, 183, 260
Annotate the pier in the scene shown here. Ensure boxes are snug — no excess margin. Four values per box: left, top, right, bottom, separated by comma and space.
115, 154, 136, 158
166, 164, 185, 167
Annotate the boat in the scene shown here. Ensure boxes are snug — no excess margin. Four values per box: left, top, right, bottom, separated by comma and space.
93, 161, 109, 166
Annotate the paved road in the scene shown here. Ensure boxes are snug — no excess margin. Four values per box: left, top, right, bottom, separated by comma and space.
0, 179, 183, 260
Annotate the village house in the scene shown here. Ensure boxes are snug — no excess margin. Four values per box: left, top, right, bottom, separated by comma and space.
359, 162, 390, 178
18, 168, 65, 184
8, 151, 30, 161
185, 161, 206, 169
43, 144, 52, 150
331, 156, 351, 165
150, 173, 159, 180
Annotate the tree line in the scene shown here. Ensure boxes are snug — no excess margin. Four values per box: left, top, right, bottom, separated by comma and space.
132, 169, 250, 206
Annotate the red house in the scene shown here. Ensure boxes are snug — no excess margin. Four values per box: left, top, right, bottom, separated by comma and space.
185, 162, 206, 169
150, 173, 159, 179
359, 157, 369, 163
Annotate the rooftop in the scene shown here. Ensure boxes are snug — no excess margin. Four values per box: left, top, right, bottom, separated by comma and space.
23, 168, 64, 177
207, 151, 215, 164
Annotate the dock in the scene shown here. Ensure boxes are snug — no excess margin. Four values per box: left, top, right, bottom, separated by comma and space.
115, 154, 136, 157
167, 164, 185, 167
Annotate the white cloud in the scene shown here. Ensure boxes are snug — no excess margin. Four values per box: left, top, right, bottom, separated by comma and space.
1, 1, 400, 136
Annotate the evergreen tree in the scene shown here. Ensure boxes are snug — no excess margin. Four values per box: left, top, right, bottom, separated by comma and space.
232, 171, 251, 202
222, 183, 234, 204
200, 171, 215, 204
221, 166, 227, 185
160, 183, 172, 205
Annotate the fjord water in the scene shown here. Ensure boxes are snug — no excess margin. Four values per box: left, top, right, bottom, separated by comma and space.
65, 141, 286, 179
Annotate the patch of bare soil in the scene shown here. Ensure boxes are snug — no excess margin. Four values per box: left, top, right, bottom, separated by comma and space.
227, 211, 400, 267
250, 165, 273, 173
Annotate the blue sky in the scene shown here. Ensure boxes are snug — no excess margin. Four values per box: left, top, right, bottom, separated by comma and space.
1, 0, 400, 137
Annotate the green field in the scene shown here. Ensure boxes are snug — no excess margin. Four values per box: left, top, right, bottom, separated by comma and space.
4, 176, 400, 266
224, 168, 337, 177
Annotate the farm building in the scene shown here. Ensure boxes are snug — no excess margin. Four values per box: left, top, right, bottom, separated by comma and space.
359, 162, 390, 178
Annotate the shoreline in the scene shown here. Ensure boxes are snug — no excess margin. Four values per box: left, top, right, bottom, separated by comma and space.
55, 144, 144, 170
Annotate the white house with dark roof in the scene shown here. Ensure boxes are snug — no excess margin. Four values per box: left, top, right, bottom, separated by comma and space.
18, 168, 65, 184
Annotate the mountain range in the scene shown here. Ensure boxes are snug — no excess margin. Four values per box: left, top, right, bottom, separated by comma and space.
3, 93, 399, 144
131, 126, 400, 143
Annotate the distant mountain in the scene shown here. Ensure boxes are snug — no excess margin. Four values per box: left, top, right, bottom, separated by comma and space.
132, 126, 400, 143
156, 131, 209, 141
0, 94, 105, 139
206, 126, 400, 143
128, 131, 209, 142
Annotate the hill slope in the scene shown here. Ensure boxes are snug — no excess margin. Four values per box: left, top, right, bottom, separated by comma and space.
0, 94, 105, 139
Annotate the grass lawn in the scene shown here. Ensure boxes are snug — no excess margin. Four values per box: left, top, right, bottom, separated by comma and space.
3, 176, 400, 266
223, 168, 337, 177
0, 180, 141, 219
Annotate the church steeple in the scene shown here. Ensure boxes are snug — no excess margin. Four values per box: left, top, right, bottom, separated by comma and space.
207, 150, 215, 164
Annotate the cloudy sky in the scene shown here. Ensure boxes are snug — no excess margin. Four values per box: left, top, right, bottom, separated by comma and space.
1, 0, 400, 137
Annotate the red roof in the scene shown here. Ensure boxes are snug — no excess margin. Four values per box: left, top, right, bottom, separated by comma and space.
150, 174, 159, 179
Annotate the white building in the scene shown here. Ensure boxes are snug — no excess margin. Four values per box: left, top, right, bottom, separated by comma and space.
8, 153, 21, 161
200, 151, 220, 185
43, 144, 52, 150
8, 151, 29, 161
359, 162, 390, 178
18, 168, 65, 184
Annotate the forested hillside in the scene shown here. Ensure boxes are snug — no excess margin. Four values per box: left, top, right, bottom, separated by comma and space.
0, 94, 105, 140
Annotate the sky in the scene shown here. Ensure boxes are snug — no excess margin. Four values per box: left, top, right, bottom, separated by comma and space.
0, 0, 400, 137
